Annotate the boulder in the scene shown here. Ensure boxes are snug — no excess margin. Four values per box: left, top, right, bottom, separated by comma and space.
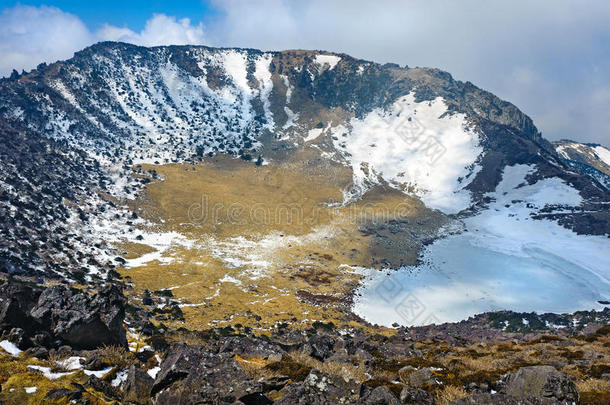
359, 386, 401, 405
303, 334, 336, 361
405, 367, 438, 388
151, 343, 270, 405
216, 335, 285, 360
123, 365, 154, 404
501, 366, 578, 403
400, 387, 435, 404
0, 281, 42, 343
45, 387, 83, 401
0, 280, 127, 350
85, 375, 120, 401
30, 283, 127, 349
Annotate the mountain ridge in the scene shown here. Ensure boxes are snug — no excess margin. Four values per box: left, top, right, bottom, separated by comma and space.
0, 40, 608, 293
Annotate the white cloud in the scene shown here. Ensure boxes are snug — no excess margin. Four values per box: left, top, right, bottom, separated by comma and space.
1, 1, 609, 145
0, 5, 93, 75
97, 14, 206, 47
0, 6, 205, 76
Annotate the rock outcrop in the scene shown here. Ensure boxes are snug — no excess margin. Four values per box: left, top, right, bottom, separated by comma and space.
0, 279, 127, 349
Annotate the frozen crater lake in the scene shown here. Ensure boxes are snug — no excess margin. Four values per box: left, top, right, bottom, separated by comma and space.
353, 165, 610, 327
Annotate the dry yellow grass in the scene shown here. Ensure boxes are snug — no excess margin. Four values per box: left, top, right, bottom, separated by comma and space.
97, 345, 136, 369
0, 353, 114, 405
116, 156, 442, 332
577, 378, 610, 394
435, 385, 469, 405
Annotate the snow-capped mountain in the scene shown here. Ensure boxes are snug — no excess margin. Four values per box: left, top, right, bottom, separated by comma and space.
554, 140, 610, 189
0, 41, 608, 284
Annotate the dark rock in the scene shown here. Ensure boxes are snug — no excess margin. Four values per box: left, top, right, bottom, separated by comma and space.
123, 365, 154, 404
400, 387, 435, 404
500, 366, 579, 403
303, 334, 336, 360
30, 283, 127, 349
359, 386, 401, 405
31, 332, 52, 347
83, 351, 106, 370
0, 281, 42, 347
260, 375, 290, 392
85, 375, 120, 401
6, 327, 25, 347
151, 343, 263, 404
146, 334, 169, 351
216, 335, 285, 359
405, 367, 438, 388
0, 280, 127, 350
45, 387, 83, 401
135, 349, 155, 364
25, 346, 48, 359
327, 347, 350, 363
239, 392, 273, 405
451, 393, 562, 404
276, 369, 361, 404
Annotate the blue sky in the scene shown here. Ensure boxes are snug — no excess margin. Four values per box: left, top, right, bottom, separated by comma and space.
0, 1, 609, 145
0, 1, 218, 30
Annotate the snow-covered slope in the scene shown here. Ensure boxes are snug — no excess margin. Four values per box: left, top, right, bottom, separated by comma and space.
332, 93, 482, 213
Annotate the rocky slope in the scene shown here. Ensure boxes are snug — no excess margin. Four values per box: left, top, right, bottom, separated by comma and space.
1, 278, 610, 404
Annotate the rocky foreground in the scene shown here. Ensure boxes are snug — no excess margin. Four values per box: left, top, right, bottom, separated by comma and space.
0, 279, 609, 404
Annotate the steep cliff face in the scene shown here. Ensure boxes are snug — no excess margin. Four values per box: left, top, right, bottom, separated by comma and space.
0, 42, 607, 281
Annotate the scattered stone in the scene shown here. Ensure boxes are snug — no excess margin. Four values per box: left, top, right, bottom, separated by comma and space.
405, 367, 438, 388
45, 387, 82, 401
275, 369, 361, 404
500, 366, 579, 403
359, 386, 401, 405
400, 386, 435, 404
85, 375, 120, 401
123, 365, 154, 404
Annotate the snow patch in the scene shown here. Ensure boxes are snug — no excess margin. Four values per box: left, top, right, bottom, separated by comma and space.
334, 93, 482, 213
27, 365, 73, 379
219, 275, 243, 285
304, 128, 323, 142
147, 366, 161, 379
111, 369, 129, 387
84, 367, 113, 378
314, 54, 341, 70
0, 340, 22, 356
594, 145, 610, 166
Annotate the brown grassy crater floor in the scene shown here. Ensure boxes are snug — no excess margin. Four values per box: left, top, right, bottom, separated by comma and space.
116, 153, 446, 332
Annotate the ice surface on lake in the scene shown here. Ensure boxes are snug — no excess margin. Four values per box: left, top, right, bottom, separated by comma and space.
353, 165, 610, 327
